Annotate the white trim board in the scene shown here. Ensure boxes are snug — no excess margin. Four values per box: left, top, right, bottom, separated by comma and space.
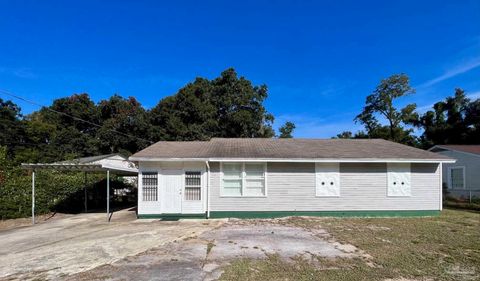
130, 157, 455, 163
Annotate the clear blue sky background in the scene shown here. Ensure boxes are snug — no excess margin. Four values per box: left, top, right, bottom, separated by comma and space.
1, 0, 479, 138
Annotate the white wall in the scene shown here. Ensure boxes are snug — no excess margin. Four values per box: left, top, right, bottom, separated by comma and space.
435, 150, 480, 190
209, 162, 441, 212
138, 161, 206, 214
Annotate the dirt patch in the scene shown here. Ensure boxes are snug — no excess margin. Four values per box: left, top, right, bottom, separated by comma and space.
0, 212, 70, 232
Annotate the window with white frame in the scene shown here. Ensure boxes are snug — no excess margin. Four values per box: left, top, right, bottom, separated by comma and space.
221, 163, 266, 196
185, 171, 202, 200
387, 163, 411, 197
142, 172, 158, 201
448, 167, 465, 189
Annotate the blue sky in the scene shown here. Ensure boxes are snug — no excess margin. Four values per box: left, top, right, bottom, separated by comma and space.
0, 0, 479, 138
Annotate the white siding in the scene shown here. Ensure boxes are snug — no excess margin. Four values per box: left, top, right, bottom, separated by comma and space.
138, 161, 206, 215
436, 150, 480, 190
209, 162, 440, 211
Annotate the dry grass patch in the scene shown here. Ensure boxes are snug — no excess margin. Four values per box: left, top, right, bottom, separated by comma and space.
219, 209, 480, 281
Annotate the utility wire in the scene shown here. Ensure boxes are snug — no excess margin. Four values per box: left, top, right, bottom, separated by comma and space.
0, 89, 154, 144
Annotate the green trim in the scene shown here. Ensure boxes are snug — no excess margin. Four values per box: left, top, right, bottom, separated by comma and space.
138, 210, 440, 219
208, 210, 440, 218
138, 213, 206, 219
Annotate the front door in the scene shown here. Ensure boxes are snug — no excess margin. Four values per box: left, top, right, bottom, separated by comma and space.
162, 170, 183, 213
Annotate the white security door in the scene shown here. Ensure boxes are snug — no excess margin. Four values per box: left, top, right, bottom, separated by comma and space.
162, 170, 183, 213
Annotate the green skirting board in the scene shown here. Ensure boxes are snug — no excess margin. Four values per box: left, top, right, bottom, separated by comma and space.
209, 210, 440, 218
137, 213, 206, 219
138, 210, 440, 219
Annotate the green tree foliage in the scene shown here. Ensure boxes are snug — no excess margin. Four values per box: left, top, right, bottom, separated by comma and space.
149, 77, 217, 140
278, 121, 296, 138
354, 74, 418, 145
0, 98, 27, 157
333, 131, 369, 139
18, 93, 101, 163
334, 131, 353, 139
411, 89, 480, 148
97, 95, 151, 154
149, 68, 276, 140
0, 145, 130, 219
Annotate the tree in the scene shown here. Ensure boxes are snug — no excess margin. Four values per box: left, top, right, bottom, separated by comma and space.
465, 98, 480, 143
16, 94, 101, 163
278, 121, 295, 138
149, 68, 276, 140
335, 131, 353, 139
412, 88, 479, 148
149, 77, 217, 141
97, 94, 151, 154
0, 98, 26, 158
354, 74, 418, 145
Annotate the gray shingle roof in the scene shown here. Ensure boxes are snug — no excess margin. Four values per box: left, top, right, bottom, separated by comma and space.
431, 145, 480, 156
130, 138, 452, 161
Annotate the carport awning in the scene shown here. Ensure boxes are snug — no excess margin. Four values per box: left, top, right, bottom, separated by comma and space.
21, 154, 139, 224
21, 163, 138, 176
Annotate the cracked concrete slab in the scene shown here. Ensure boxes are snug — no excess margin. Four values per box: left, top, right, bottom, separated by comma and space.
202, 223, 350, 261
0, 209, 224, 280
65, 219, 361, 281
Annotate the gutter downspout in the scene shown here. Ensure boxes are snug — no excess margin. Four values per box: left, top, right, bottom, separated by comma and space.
205, 161, 210, 218
439, 162, 443, 211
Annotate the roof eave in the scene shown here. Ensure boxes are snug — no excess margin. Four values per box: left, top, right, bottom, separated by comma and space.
429, 145, 480, 158
128, 157, 455, 163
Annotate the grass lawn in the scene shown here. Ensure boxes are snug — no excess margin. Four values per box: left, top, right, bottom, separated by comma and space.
219, 209, 480, 281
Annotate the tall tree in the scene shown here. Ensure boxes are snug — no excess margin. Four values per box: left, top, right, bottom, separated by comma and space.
0, 98, 26, 158
278, 121, 296, 138
97, 95, 151, 154
412, 88, 478, 148
465, 98, 480, 143
354, 74, 418, 145
149, 68, 277, 140
18, 94, 101, 162
149, 77, 216, 141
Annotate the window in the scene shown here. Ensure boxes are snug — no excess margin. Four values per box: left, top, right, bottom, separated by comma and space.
245, 163, 266, 196
222, 163, 243, 196
448, 167, 465, 189
142, 172, 158, 201
221, 163, 266, 196
315, 163, 340, 197
185, 171, 201, 200
387, 163, 411, 197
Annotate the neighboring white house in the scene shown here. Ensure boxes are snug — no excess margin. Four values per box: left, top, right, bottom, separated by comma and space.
429, 145, 480, 199
129, 138, 454, 219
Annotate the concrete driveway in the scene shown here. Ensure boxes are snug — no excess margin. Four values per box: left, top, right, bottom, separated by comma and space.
0, 209, 224, 280
66, 219, 362, 281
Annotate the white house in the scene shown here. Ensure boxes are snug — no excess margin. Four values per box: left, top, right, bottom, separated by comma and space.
429, 145, 480, 199
129, 138, 454, 219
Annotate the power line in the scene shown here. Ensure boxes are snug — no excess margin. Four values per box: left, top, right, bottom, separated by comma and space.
0, 89, 154, 144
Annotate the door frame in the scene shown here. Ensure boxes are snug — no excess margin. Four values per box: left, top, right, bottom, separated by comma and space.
161, 169, 184, 213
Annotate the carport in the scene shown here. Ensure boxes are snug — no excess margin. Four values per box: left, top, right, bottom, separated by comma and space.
21, 154, 138, 224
